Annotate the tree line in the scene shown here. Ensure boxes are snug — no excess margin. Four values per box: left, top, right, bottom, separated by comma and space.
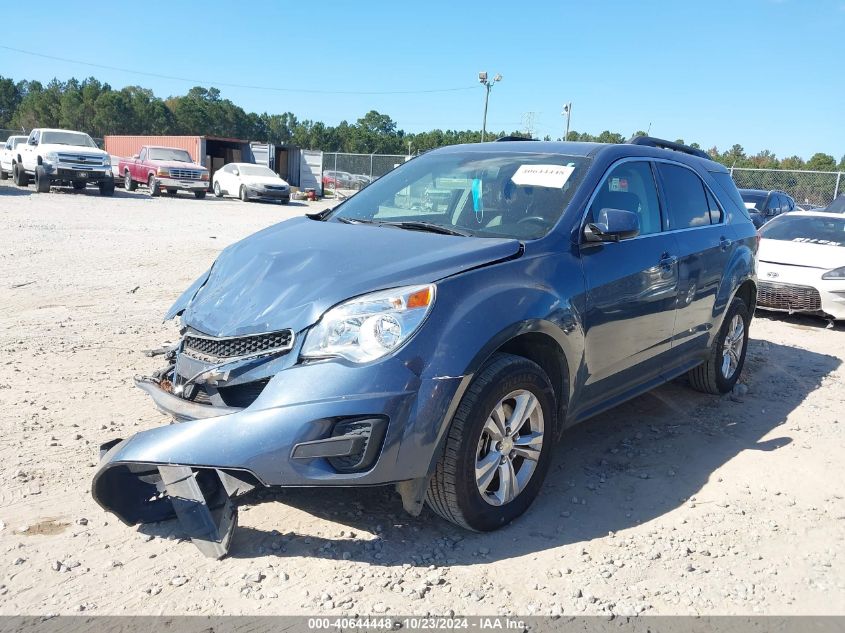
1, 75, 842, 171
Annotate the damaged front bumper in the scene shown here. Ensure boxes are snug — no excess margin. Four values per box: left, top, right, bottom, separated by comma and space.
92, 349, 465, 558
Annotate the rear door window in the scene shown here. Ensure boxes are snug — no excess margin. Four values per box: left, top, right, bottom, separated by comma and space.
655, 163, 711, 229
589, 161, 663, 235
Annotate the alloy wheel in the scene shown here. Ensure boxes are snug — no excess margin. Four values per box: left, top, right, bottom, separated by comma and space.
475, 389, 544, 506
720, 314, 745, 380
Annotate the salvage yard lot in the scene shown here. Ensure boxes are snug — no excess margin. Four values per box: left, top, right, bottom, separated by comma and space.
0, 180, 843, 615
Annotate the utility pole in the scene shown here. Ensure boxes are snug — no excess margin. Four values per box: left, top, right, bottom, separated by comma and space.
562, 102, 572, 141
478, 71, 502, 142
521, 111, 537, 139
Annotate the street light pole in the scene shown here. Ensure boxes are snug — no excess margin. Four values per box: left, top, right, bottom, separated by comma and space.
562, 102, 572, 141
478, 71, 502, 142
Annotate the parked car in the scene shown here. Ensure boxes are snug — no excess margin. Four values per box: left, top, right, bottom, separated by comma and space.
212, 163, 290, 203
0, 135, 27, 180
323, 170, 355, 189
757, 211, 845, 321
350, 173, 373, 188
93, 136, 758, 557
13, 128, 115, 195
825, 195, 845, 213
120, 146, 209, 198
738, 188, 796, 228
795, 203, 825, 212
109, 155, 123, 187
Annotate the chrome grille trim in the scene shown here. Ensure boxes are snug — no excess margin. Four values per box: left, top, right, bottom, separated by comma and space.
169, 168, 203, 180
181, 329, 295, 363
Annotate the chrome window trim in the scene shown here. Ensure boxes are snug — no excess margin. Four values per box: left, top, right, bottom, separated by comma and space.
578, 156, 728, 245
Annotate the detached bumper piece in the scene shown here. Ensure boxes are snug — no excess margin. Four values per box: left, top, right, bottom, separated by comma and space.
92, 447, 257, 559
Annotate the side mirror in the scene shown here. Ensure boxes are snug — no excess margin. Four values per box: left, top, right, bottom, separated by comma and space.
232, 169, 239, 176
584, 208, 640, 243
29, 138, 37, 146
133, 154, 139, 159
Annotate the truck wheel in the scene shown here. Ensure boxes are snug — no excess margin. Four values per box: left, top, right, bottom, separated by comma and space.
148, 175, 160, 197
99, 179, 115, 197
35, 165, 51, 193
0, 168, 7, 180
194, 191, 206, 199
124, 171, 136, 191
426, 353, 556, 531
13, 163, 29, 187
688, 296, 750, 395
239, 185, 249, 202
72, 181, 86, 191
213, 182, 222, 197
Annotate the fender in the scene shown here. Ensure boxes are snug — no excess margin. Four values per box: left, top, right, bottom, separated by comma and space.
712, 236, 757, 341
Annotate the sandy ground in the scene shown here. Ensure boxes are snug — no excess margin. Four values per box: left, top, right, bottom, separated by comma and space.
0, 180, 843, 616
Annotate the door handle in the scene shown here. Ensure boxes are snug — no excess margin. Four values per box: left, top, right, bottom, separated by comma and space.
719, 236, 732, 251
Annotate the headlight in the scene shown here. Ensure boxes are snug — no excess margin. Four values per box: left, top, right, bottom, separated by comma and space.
44, 152, 58, 164
301, 284, 436, 363
102, 155, 111, 166
822, 266, 845, 280
157, 167, 170, 177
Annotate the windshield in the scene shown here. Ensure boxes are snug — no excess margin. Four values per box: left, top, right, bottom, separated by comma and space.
40, 131, 97, 148
239, 164, 278, 178
331, 150, 590, 240
148, 148, 192, 162
739, 191, 767, 208
761, 214, 845, 247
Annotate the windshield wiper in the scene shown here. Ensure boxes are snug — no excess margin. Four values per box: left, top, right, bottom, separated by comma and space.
335, 216, 377, 225
379, 221, 470, 237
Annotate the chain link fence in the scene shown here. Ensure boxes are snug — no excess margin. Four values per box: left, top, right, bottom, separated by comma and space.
322, 152, 409, 194
731, 167, 843, 207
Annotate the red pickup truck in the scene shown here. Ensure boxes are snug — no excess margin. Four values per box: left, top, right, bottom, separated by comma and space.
119, 146, 209, 198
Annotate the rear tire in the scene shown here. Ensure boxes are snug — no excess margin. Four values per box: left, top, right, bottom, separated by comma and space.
688, 296, 750, 395
148, 175, 160, 197
194, 191, 206, 199
34, 165, 51, 193
124, 171, 136, 191
99, 179, 115, 196
426, 353, 556, 531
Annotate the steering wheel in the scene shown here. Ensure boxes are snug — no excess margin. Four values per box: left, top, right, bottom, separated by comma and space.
516, 215, 548, 226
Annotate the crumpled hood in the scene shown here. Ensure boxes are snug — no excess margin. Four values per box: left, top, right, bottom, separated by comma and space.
759, 238, 845, 270
169, 216, 521, 337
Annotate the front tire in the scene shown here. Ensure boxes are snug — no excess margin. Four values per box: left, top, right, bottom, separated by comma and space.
99, 179, 115, 196
426, 353, 556, 531
13, 163, 29, 187
0, 168, 7, 180
148, 175, 160, 197
124, 171, 136, 191
239, 185, 249, 202
34, 165, 51, 193
213, 181, 222, 197
688, 296, 750, 395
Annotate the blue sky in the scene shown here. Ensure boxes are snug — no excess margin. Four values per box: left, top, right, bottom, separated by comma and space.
1, 0, 842, 159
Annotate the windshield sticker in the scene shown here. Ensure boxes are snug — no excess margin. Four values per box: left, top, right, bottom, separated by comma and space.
471, 178, 484, 223
609, 177, 629, 192
511, 164, 575, 188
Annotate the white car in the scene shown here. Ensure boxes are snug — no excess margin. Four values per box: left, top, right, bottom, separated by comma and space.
757, 211, 845, 321
0, 135, 27, 180
212, 163, 290, 204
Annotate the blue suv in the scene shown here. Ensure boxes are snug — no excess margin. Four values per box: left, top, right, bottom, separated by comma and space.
93, 137, 758, 557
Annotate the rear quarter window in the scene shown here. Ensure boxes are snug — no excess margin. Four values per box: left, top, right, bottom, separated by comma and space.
710, 171, 751, 220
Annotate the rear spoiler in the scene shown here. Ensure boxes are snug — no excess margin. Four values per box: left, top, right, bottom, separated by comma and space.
627, 135, 712, 161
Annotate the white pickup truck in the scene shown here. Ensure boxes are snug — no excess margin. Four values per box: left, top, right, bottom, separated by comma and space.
1, 135, 28, 180
12, 128, 115, 195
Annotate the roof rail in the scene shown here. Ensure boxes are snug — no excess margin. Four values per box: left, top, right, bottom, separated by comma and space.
627, 135, 711, 161
495, 135, 538, 142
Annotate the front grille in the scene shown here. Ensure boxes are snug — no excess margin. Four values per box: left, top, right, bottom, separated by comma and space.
758, 281, 822, 311
169, 168, 202, 180
264, 184, 288, 191
57, 153, 104, 166
182, 329, 294, 362
218, 379, 271, 408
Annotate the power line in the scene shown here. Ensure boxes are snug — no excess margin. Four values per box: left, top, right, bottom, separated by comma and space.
0, 45, 479, 96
